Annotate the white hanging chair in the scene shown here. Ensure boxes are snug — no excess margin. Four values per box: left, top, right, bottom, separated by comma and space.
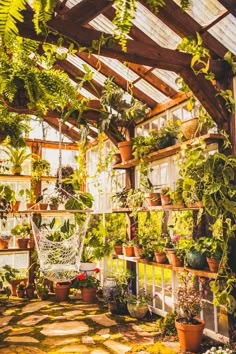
30, 214, 90, 282
30, 118, 91, 282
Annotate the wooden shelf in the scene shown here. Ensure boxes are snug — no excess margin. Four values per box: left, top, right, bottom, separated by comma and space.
6, 209, 93, 217
0, 248, 32, 253
113, 133, 224, 169
112, 205, 201, 213
0, 174, 57, 181
112, 255, 217, 279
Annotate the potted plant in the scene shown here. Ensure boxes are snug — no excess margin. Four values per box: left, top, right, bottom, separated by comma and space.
126, 289, 153, 319
31, 158, 51, 183
113, 238, 125, 255
19, 188, 37, 210
36, 278, 50, 300
48, 193, 62, 210
160, 185, 172, 206
0, 184, 15, 224
71, 268, 100, 303
11, 222, 30, 249
123, 239, 135, 257
54, 281, 71, 302
25, 282, 35, 299
175, 271, 205, 353
16, 281, 26, 298
111, 188, 129, 208
99, 77, 148, 162
0, 233, 12, 249
154, 239, 167, 264
104, 270, 132, 315
2, 145, 32, 175
195, 236, 223, 273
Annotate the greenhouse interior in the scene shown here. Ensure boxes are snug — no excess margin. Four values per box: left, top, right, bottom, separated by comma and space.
0, 1, 236, 353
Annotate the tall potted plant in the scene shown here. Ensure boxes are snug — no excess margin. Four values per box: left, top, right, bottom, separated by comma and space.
175, 271, 205, 353
71, 268, 100, 303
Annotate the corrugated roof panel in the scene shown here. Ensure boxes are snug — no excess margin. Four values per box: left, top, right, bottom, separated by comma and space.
173, 0, 226, 25
65, 0, 83, 9
94, 55, 139, 81
134, 79, 168, 102
209, 14, 236, 55
152, 69, 179, 91
89, 14, 116, 34
133, 2, 181, 49
79, 87, 97, 99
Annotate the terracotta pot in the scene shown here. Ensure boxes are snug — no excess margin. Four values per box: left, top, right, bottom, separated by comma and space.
39, 203, 48, 210
123, 245, 134, 257
114, 245, 123, 255
0, 238, 10, 249
26, 287, 35, 299
81, 287, 97, 302
11, 279, 27, 296
164, 248, 175, 264
145, 192, 161, 207
118, 141, 133, 162
206, 257, 220, 273
154, 251, 167, 264
11, 166, 22, 175
113, 153, 122, 164
175, 317, 205, 353
54, 282, 71, 301
17, 289, 25, 298
127, 303, 149, 319
26, 202, 35, 210
171, 253, 183, 267
16, 238, 29, 249
49, 204, 59, 210
133, 244, 142, 258
160, 194, 172, 206
29, 233, 35, 248
11, 200, 21, 212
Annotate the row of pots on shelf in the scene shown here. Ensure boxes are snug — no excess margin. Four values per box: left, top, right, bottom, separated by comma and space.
115, 244, 220, 273
0, 236, 34, 249
12, 201, 60, 212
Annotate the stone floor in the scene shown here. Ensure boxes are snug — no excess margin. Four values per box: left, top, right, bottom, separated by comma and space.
0, 293, 180, 354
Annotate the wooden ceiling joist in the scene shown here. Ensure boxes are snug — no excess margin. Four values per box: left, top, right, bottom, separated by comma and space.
78, 52, 157, 107
43, 116, 80, 142
20, 15, 226, 76
141, 0, 228, 59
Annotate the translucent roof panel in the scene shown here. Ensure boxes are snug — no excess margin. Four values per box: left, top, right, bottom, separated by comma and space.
173, 0, 226, 25
134, 79, 168, 102
29, 120, 73, 142
94, 55, 139, 82
89, 14, 117, 34
133, 2, 181, 49
152, 69, 179, 91
65, 0, 83, 10
173, 0, 236, 55
209, 14, 236, 55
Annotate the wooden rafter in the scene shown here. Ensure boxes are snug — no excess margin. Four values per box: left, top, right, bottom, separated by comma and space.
19, 14, 226, 76
141, 0, 228, 59
217, 0, 236, 17
78, 52, 157, 107
43, 116, 80, 141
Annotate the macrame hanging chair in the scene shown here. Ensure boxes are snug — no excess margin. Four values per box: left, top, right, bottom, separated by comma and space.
30, 118, 90, 282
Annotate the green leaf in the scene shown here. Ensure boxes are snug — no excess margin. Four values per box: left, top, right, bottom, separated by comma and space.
0, 0, 27, 40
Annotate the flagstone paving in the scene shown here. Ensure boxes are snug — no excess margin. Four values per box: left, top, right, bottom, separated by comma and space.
0, 296, 180, 353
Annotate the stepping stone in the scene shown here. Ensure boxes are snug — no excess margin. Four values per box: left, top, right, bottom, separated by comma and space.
41, 306, 64, 312
77, 304, 100, 311
82, 335, 95, 344
97, 328, 110, 339
0, 326, 12, 334
41, 321, 89, 336
42, 337, 79, 347
104, 340, 131, 354
0, 315, 13, 327
63, 310, 84, 317
58, 344, 90, 352
89, 314, 116, 327
9, 327, 33, 335
21, 301, 52, 314
120, 324, 154, 345
0, 345, 46, 353
18, 314, 48, 326
90, 349, 110, 354
3, 309, 17, 315
4, 336, 39, 343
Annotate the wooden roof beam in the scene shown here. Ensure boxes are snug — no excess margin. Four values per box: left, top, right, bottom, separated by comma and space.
43, 116, 81, 142
141, 0, 228, 59
19, 15, 227, 76
218, 0, 236, 17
